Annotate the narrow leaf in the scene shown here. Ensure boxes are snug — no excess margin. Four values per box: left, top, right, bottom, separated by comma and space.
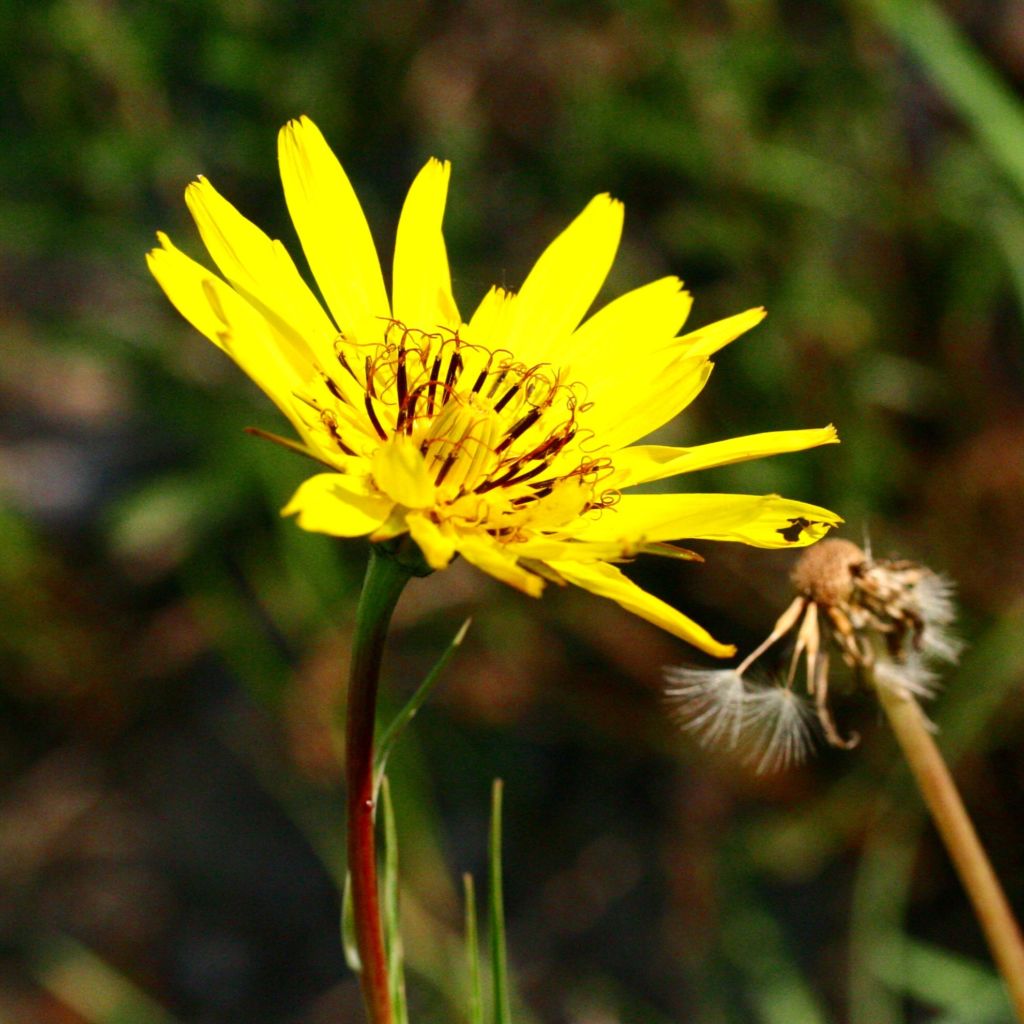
489, 778, 512, 1024
463, 873, 484, 1024
341, 873, 362, 973
374, 618, 472, 795
866, 0, 1024, 199
381, 776, 409, 1024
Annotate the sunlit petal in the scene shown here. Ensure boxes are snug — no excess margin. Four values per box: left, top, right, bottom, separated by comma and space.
506, 194, 623, 363
185, 176, 338, 367
371, 435, 437, 509
406, 513, 458, 570
278, 116, 389, 333
281, 473, 394, 536
393, 159, 459, 332
569, 493, 843, 549
611, 426, 839, 487
548, 560, 735, 658
457, 537, 546, 597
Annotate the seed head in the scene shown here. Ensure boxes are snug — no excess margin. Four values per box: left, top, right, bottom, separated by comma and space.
791, 538, 865, 606
666, 537, 961, 771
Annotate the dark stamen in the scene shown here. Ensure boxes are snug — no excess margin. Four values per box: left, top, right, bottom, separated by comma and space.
336, 349, 360, 383
365, 395, 388, 440
435, 451, 459, 486
486, 369, 508, 399
400, 392, 418, 435
501, 462, 550, 487
427, 354, 442, 415
471, 369, 488, 394
442, 351, 462, 405
322, 373, 348, 404
321, 411, 357, 456
396, 342, 408, 410
495, 407, 542, 454
493, 383, 519, 413
477, 460, 549, 494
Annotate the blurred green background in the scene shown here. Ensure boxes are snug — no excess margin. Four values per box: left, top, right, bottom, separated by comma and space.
2, 0, 1024, 1021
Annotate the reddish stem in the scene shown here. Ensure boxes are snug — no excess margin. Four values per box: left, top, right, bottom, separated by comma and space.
345, 548, 410, 1024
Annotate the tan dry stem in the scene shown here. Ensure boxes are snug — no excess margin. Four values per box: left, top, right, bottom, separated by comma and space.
876, 681, 1024, 1021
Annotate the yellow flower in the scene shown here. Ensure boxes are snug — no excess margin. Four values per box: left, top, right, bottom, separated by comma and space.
148, 116, 841, 657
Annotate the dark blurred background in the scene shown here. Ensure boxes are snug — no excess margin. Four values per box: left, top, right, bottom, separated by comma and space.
2, 1, 1024, 1022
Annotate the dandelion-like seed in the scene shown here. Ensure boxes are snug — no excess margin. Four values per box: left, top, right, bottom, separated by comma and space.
743, 685, 816, 773
668, 544, 1024, 1015
667, 538, 960, 770
148, 115, 843, 657
665, 669, 749, 749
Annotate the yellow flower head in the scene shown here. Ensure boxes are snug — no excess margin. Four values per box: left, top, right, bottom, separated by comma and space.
148, 116, 842, 658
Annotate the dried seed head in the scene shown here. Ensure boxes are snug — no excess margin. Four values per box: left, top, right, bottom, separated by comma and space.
791, 538, 866, 606
666, 536, 961, 771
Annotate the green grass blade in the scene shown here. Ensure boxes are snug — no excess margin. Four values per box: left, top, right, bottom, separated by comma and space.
381, 776, 409, 1024
374, 618, 472, 796
463, 873, 484, 1024
341, 872, 363, 973
30, 932, 181, 1024
869, 934, 1010, 1023
489, 778, 512, 1024
720, 900, 830, 1024
866, 0, 1024, 198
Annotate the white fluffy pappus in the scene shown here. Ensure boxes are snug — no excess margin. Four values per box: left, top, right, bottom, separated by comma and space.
663, 668, 748, 750
664, 668, 817, 773
871, 653, 940, 701
741, 685, 817, 774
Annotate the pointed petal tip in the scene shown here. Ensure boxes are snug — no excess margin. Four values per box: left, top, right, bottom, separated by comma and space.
593, 191, 623, 208
146, 235, 167, 261
183, 176, 209, 203
595, 193, 625, 222
277, 115, 318, 154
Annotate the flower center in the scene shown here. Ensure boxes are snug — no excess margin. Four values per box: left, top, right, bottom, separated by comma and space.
313, 320, 617, 527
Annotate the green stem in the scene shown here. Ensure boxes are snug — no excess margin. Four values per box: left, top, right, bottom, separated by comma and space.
876, 682, 1024, 1022
346, 547, 412, 1024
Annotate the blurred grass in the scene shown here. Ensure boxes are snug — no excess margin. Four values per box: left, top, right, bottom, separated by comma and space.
2, 0, 1024, 1021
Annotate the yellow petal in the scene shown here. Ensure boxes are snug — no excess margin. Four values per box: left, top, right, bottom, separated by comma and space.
560, 277, 693, 382
569, 493, 843, 549
680, 307, 766, 360
580, 306, 766, 452
281, 472, 393, 536
457, 537, 545, 597
464, 285, 516, 347
147, 235, 309, 419
406, 512, 457, 569
580, 356, 713, 454
611, 426, 840, 487
545, 559, 735, 658
371, 436, 437, 509
147, 235, 230, 346
505, 536, 637, 561
505, 194, 624, 363
184, 176, 338, 366
277, 116, 389, 332
392, 158, 459, 331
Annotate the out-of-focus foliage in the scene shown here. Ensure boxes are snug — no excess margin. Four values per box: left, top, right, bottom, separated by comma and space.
2, 1, 1023, 1021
